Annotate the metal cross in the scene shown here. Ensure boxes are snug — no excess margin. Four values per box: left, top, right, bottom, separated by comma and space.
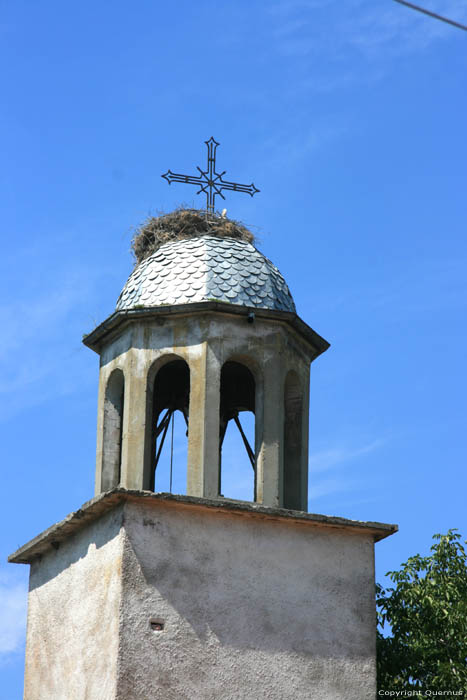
161, 137, 260, 215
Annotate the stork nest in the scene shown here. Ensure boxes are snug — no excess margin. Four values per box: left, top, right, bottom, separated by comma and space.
131, 207, 255, 264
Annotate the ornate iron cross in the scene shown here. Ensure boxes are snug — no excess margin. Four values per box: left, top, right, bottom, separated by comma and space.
161, 137, 260, 215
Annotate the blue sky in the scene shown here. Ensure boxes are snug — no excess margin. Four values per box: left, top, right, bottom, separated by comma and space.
1, 0, 466, 694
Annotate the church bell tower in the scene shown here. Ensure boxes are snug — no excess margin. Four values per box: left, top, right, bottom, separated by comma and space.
9, 145, 396, 700
86, 228, 329, 511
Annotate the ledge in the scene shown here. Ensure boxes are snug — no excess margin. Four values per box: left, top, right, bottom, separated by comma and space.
81, 301, 330, 359
9, 489, 397, 564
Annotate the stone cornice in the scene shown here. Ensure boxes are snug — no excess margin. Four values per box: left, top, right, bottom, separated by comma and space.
9, 488, 397, 564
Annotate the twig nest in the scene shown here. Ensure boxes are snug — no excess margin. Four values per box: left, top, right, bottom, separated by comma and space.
131, 207, 255, 264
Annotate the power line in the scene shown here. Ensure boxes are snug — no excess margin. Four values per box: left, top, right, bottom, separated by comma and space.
393, 0, 467, 31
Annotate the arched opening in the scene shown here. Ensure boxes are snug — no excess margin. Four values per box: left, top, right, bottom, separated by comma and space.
219, 361, 256, 501
150, 359, 190, 493
102, 368, 125, 491
283, 370, 303, 510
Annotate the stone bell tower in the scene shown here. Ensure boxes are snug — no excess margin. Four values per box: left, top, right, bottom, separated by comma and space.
88, 232, 328, 510
10, 210, 396, 700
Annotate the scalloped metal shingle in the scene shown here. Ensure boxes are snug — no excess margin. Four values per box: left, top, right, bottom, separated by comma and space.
116, 236, 296, 313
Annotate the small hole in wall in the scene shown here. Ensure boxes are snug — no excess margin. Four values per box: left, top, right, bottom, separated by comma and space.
150, 618, 165, 632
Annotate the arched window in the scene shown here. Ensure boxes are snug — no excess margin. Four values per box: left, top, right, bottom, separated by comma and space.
102, 368, 125, 491
149, 359, 190, 494
219, 361, 256, 501
283, 370, 303, 510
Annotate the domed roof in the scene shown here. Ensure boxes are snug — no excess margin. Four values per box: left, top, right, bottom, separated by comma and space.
116, 235, 295, 313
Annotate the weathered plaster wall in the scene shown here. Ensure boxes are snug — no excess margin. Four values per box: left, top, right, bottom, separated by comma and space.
23, 506, 124, 700
117, 499, 376, 700
17, 493, 386, 699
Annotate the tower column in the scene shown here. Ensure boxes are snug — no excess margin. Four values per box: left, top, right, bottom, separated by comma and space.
120, 350, 149, 491
257, 352, 284, 507
299, 366, 311, 511
186, 342, 221, 498
94, 367, 107, 495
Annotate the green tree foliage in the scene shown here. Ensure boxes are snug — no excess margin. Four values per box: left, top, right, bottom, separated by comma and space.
376, 530, 467, 692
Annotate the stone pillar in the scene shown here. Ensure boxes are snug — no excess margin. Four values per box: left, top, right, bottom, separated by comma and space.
94, 366, 107, 495
95, 364, 125, 495
101, 369, 125, 492
283, 364, 311, 511
257, 351, 284, 507
120, 349, 149, 491
299, 366, 310, 511
186, 342, 221, 498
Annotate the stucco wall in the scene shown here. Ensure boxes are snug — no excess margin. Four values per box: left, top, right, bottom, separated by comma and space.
20, 495, 379, 700
23, 506, 124, 700
117, 499, 376, 700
